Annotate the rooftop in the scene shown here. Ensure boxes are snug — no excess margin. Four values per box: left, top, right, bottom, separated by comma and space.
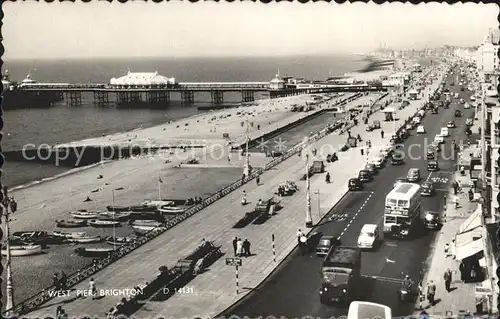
109, 71, 175, 86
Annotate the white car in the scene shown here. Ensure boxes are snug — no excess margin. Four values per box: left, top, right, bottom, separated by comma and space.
370, 156, 384, 168
447, 121, 455, 128
464, 103, 471, 109
417, 125, 425, 134
357, 224, 380, 249
470, 95, 476, 101
412, 117, 421, 124
434, 135, 444, 144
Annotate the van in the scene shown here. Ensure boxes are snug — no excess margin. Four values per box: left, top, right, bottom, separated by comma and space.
407, 168, 420, 182
440, 127, 449, 137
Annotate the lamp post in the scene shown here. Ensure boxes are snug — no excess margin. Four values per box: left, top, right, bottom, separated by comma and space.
314, 190, 320, 221
480, 74, 487, 186
243, 118, 250, 178
303, 137, 313, 228
1, 186, 17, 316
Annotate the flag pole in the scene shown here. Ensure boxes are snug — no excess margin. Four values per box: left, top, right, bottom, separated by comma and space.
158, 174, 161, 201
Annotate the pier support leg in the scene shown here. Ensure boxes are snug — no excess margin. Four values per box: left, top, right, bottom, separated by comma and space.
241, 90, 255, 102
181, 90, 195, 105
65, 91, 82, 106
159, 91, 170, 105
93, 91, 109, 106
210, 90, 224, 105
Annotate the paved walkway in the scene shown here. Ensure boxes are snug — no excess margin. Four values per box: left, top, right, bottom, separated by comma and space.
25, 66, 446, 319
416, 168, 495, 316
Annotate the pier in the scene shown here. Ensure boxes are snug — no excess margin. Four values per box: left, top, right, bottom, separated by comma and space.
10, 71, 390, 107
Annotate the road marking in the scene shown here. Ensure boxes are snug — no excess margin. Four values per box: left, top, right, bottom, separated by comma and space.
425, 172, 433, 182
339, 191, 373, 238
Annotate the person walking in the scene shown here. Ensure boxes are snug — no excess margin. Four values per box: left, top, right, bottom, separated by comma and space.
60, 271, 68, 291
256, 175, 260, 186
325, 172, 331, 184
453, 181, 459, 195
236, 238, 243, 257
89, 278, 98, 300
232, 237, 238, 256
53, 273, 60, 291
381, 130, 385, 139
427, 280, 436, 305
443, 269, 453, 292
242, 239, 251, 256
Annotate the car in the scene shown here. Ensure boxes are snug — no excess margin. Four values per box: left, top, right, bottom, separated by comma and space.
438, 101, 444, 108
455, 110, 462, 117
417, 125, 425, 134
380, 146, 393, 158
420, 182, 435, 196
358, 170, 372, 182
440, 127, 449, 137
357, 224, 380, 249
348, 178, 363, 191
412, 116, 421, 124
447, 121, 455, 128
370, 156, 384, 169
431, 108, 438, 114
454, 93, 459, 99
466, 118, 474, 126
427, 160, 439, 172
431, 141, 441, 152
434, 135, 444, 144
426, 148, 435, 160
316, 235, 340, 256
407, 168, 421, 182
464, 102, 471, 109
364, 163, 377, 175
470, 95, 476, 101
460, 98, 465, 104
406, 123, 414, 130
391, 153, 404, 165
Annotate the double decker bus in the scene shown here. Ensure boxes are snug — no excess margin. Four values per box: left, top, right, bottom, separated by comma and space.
347, 301, 392, 319
383, 182, 422, 238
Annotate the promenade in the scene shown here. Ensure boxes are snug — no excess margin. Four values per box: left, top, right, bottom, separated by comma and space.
23, 65, 444, 318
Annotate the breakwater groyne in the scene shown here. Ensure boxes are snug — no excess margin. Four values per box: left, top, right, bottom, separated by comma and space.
3, 145, 204, 167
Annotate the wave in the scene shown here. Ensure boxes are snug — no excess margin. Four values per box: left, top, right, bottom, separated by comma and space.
10, 160, 112, 192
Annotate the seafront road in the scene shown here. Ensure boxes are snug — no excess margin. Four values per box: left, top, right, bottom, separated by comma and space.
223, 66, 475, 318
23, 66, 443, 318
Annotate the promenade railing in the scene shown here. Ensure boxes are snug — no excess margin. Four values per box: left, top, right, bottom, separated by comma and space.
6, 91, 369, 316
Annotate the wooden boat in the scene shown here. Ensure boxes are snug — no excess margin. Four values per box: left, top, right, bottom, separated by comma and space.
70, 235, 103, 244
89, 220, 121, 228
130, 220, 162, 227
129, 212, 165, 222
132, 225, 159, 236
74, 247, 115, 257
53, 231, 86, 238
98, 211, 130, 221
106, 236, 136, 246
142, 200, 174, 207
1, 245, 43, 256
128, 205, 158, 213
71, 210, 99, 219
158, 205, 186, 215
105, 205, 131, 212
56, 220, 88, 228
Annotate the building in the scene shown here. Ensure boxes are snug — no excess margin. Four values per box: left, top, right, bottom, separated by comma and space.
269, 74, 285, 91
476, 31, 499, 73
109, 71, 176, 88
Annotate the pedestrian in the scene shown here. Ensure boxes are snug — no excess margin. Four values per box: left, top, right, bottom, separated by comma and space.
468, 189, 474, 202
381, 130, 384, 139
453, 181, 458, 195
347, 130, 351, 138
256, 175, 260, 186
427, 280, 436, 305
236, 238, 243, 256
299, 234, 308, 255
232, 237, 238, 256
242, 239, 251, 256
53, 273, 61, 291
443, 269, 452, 292
60, 271, 68, 290
454, 195, 460, 209
89, 278, 98, 299
361, 148, 364, 156
56, 306, 64, 319
325, 172, 331, 184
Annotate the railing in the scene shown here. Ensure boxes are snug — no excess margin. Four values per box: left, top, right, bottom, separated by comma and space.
8, 93, 370, 316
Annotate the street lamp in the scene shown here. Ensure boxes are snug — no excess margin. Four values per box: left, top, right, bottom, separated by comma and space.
303, 137, 313, 228
314, 190, 320, 221
1, 186, 17, 316
243, 118, 250, 178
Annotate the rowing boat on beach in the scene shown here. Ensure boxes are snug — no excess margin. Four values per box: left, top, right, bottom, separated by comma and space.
70, 235, 103, 244
74, 247, 115, 257
56, 219, 88, 228
53, 231, 86, 238
158, 205, 186, 215
71, 210, 99, 219
89, 220, 121, 228
98, 211, 131, 221
2, 245, 43, 257
106, 236, 136, 246
105, 205, 131, 212
132, 224, 159, 236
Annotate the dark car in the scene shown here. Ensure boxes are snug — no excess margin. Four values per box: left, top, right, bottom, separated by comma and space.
365, 163, 377, 175
455, 110, 462, 117
431, 108, 438, 114
358, 170, 372, 182
316, 235, 341, 256
348, 178, 363, 191
420, 182, 435, 196
391, 153, 404, 165
427, 161, 439, 172
426, 148, 435, 160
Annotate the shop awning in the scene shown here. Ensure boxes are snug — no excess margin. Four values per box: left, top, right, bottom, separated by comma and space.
458, 207, 483, 233
382, 107, 395, 113
455, 234, 483, 261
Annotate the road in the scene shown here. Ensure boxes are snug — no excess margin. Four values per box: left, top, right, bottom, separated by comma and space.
221, 66, 476, 317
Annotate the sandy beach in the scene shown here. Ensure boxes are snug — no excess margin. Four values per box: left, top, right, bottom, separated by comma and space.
6, 92, 359, 303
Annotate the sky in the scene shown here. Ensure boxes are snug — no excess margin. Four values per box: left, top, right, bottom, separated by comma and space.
3, 2, 498, 60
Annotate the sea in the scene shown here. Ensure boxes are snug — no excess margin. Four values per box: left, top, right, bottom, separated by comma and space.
2, 55, 369, 189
